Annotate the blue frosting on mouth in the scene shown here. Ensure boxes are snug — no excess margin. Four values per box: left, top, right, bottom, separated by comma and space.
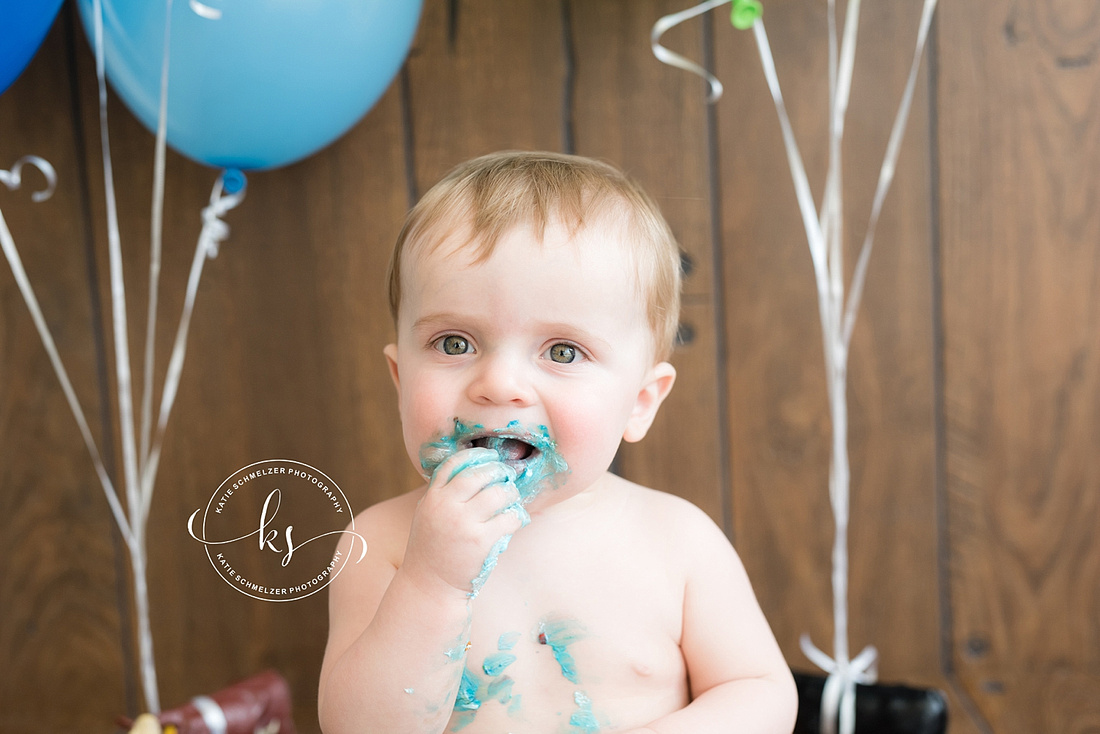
419, 419, 569, 504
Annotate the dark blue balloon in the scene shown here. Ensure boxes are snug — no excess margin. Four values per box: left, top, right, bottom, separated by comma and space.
0, 0, 66, 96
76, 0, 422, 170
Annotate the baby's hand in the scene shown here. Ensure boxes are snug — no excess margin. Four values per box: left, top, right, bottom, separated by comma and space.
401, 447, 526, 600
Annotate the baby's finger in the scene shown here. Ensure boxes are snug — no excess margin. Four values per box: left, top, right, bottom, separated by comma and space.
467, 477, 523, 519
483, 503, 529, 537
430, 448, 515, 499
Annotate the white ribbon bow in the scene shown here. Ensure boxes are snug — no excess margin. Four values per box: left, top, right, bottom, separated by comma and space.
801, 636, 878, 734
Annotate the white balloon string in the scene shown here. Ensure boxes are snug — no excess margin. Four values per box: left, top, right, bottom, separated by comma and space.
755, 3, 935, 734
140, 173, 245, 525
651, 0, 732, 103
140, 0, 173, 482
821, 0, 839, 308
751, 19, 837, 357
94, 0, 160, 712
833, 0, 861, 148
843, 0, 939, 348
828, 0, 860, 317
0, 159, 134, 544
651, 3, 936, 732
92, 0, 142, 542
189, 0, 222, 20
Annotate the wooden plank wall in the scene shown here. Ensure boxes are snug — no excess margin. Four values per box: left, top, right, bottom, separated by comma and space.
0, 1, 1095, 732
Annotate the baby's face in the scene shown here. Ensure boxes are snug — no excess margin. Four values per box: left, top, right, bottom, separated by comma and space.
385, 216, 669, 511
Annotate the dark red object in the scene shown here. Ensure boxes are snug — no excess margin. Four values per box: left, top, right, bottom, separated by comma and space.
119, 670, 296, 734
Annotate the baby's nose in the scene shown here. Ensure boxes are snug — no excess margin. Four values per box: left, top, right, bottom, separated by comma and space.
467, 353, 536, 406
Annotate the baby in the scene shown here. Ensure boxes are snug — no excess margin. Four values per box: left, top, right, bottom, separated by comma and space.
318, 151, 796, 733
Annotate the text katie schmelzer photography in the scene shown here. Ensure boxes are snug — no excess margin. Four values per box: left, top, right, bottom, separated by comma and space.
188, 459, 366, 602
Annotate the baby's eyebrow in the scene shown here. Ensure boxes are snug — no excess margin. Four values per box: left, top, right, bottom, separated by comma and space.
410, 312, 469, 332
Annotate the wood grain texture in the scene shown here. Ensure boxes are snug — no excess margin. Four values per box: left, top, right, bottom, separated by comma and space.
0, 13, 131, 731
8, 1, 1100, 732
569, 0, 723, 524
405, 0, 565, 189
712, 0, 943, 697
938, 0, 1100, 730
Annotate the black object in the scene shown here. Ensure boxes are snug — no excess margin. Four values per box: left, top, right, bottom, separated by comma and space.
793, 671, 948, 734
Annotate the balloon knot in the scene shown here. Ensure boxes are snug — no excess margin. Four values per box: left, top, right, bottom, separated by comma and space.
731, 0, 763, 30
200, 175, 246, 258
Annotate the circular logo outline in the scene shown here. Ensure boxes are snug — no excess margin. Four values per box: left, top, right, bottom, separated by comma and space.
192, 458, 363, 602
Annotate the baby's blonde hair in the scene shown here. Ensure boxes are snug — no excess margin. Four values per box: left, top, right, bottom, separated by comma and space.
387, 151, 682, 361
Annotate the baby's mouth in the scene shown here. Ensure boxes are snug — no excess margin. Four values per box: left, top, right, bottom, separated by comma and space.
467, 435, 539, 466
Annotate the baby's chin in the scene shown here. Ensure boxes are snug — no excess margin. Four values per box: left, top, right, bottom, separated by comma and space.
521, 472, 612, 518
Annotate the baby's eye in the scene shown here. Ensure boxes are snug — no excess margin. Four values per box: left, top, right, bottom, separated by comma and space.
436, 335, 472, 355
547, 343, 580, 364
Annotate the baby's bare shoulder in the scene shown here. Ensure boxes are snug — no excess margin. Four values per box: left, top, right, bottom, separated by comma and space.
347, 488, 424, 567
621, 480, 723, 533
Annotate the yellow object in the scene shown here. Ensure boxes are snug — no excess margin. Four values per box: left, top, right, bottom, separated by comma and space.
128, 714, 162, 734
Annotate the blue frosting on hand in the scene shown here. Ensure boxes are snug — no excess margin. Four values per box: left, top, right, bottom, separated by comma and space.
419, 419, 569, 503
468, 534, 511, 599
420, 420, 569, 598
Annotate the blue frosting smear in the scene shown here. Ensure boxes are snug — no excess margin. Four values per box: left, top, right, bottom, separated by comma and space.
538, 618, 584, 684
454, 667, 482, 711
569, 691, 600, 733
469, 533, 512, 599
420, 420, 569, 598
419, 419, 569, 504
481, 652, 517, 677
486, 675, 514, 704
449, 711, 476, 732
497, 631, 520, 650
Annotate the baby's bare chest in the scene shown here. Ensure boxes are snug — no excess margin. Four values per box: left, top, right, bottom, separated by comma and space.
446, 528, 689, 732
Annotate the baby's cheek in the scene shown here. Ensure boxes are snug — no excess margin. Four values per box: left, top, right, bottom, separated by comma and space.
551, 403, 620, 471
400, 382, 454, 456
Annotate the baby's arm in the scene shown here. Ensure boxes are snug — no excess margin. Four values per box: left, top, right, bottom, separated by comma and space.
625, 504, 797, 734
317, 449, 524, 734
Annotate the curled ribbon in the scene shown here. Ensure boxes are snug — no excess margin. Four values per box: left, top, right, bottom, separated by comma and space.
651, 0, 763, 104
0, 156, 57, 202
651, 0, 730, 103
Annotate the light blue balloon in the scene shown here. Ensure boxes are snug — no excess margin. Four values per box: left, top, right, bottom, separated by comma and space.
76, 0, 422, 170
0, 0, 66, 96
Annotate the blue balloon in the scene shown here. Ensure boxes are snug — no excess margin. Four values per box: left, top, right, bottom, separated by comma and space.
0, 0, 66, 96
76, 0, 422, 170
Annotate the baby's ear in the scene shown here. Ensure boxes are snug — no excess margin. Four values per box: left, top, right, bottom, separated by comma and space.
623, 362, 676, 443
383, 343, 401, 391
